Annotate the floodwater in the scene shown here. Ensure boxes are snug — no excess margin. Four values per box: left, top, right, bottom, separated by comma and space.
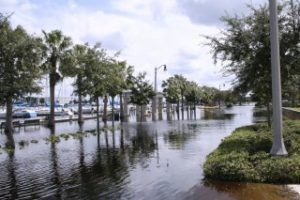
0, 105, 299, 200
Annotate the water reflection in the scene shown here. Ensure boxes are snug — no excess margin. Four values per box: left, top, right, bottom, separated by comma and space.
7, 154, 18, 200
202, 109, 235, 120
163, 124, 197, 150
50, 142, 62, 199
0, 106, 298, 199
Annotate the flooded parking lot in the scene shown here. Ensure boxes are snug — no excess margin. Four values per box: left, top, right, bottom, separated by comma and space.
0, 105, 298, 199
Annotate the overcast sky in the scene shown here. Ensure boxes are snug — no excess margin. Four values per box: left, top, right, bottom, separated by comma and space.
0, 0, 266, 98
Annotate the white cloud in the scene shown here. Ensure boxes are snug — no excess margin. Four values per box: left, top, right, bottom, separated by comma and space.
0, 0, 253, 98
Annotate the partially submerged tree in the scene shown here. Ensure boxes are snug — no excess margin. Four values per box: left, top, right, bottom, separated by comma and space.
0, 14, 43, 148
185, 81, 202, 110
130, 73, 155, 122
42, 30, 72, 128
84, 44, 108, 129
61, 44, 90, 124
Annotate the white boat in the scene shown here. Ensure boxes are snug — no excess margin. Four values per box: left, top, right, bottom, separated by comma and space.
70, 106, 93, 114
13, 109, 37, 118
36, 107, 74, 116
0, 109, 6, 119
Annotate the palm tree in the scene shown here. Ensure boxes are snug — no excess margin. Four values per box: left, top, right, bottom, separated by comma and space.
42, 30, 72, 128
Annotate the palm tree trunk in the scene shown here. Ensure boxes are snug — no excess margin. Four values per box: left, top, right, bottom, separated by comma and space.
48, 73, 55, 128
4, 97, 15, 148
119, 93, 124, 122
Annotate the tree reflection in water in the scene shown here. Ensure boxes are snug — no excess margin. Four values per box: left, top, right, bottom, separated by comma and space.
129, 124, 157, 167
202, 109, 235, 120
49, 127, 62, 199
163, 122, 197, 149
7, 152, 18, 200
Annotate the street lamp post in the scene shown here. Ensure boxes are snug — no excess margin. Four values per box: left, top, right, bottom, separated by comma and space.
152, 64, 167, 121
269, 0, 287, 156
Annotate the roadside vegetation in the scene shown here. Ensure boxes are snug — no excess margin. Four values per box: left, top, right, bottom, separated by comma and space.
204, 120, 300, 183
205, 0, 300, 126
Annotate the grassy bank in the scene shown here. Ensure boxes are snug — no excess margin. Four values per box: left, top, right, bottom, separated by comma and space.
204, 120, 300, 183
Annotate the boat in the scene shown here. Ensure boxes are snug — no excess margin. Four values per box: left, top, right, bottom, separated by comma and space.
13, 109, 37, 118
0, 109, 6, 119
70, 105, 93, 114
36, 107, 74, 117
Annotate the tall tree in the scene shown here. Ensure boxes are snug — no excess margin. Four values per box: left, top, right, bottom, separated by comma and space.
106, 60, 134, 122
61, 44, 90, 124
130, 73, 155, 122
0, 14, 43, 148
84, 43, 108, 129
42, 30, 72, 128
205, 0, 300, 124
173, 75, 188, 119
185, 81, 202, 111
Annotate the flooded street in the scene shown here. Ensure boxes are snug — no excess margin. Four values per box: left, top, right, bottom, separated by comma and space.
0, 105, 298, 199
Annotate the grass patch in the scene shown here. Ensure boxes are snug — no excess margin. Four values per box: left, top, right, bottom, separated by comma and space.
204, 120, 300, 183
3, 147, 15, 154
18, 140, 29, 148
59, 133, 70, 140
45, 135, 60, 143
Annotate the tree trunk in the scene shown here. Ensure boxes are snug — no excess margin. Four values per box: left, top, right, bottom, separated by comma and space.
176, 101, 180, 120
48, 73, 55, 128
194, 101, 197, 119
119, 93, 124, 122
4, 97, 15, 148
111, 96, 115, 124
166, 101, 171, 121
103, 95, 108, 122
78, 93, 84, 125
181, 94, 184, 120
186, 105, 189, 120
141, 105, 144, 122
78, 77, 84, 125
120, 127, 124, 150
266, 103, 271, 128
96, 96, 100, 133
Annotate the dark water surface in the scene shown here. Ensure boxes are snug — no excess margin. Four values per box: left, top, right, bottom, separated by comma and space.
0, 105, 299, 200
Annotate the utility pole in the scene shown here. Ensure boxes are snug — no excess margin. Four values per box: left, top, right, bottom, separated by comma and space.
269, 0, 287, 156
152, 65, 167, 121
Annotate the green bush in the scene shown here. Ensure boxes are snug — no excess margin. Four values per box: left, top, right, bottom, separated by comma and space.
204, 120, 300, 183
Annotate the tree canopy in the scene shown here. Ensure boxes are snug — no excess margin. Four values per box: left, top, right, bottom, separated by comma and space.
205, 0, 300, 106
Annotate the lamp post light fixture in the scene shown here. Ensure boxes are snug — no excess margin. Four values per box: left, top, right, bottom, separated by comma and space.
269, 0, 287, 156
152, 64, 167, 121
